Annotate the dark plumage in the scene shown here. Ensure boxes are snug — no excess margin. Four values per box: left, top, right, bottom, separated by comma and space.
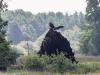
49, 22, 64, 30
37, 28, 78, 64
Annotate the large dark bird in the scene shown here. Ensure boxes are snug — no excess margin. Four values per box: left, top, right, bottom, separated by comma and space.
49, 22, 64, 30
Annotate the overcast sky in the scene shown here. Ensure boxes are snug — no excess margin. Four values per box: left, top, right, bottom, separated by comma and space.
7, 0, 87, 14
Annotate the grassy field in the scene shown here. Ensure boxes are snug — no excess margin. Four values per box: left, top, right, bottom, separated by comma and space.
0, 71, 100, 75
1, 55, 100, 75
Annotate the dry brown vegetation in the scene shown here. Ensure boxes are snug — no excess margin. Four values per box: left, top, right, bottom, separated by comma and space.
75, 54, 100, 62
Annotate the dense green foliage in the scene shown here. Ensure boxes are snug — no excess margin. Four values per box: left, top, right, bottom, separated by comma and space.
79, 0, 100, 56
1, 10, 86, 45
0, 0, 19, 66
16, 54, 100, 74
25, 53, 72, 74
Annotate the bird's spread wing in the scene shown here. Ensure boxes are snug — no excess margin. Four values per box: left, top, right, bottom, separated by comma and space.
55, 26, 64, 30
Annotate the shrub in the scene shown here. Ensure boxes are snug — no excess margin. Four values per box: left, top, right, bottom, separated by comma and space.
25, 55, 46, 71
49, 53, 72, 74
24, 54, 100, 74
24, 53, 73, 74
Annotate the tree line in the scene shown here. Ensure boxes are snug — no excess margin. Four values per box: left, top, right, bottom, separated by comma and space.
1, 10, 86, 45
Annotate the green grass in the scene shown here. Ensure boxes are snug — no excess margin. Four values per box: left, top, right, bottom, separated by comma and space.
6, 61, 100, 75
0, 71, 64, 75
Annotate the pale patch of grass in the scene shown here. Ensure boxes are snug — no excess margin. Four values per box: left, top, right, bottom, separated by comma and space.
0, 71, 59, 75
75, 55, 100, 62
0, 71, 100, 75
